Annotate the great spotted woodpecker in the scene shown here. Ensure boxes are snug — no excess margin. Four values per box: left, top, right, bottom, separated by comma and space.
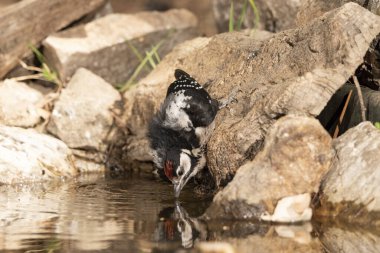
148, 69, 219, 198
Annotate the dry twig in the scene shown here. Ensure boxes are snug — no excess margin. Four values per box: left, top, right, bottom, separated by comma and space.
333, 90, 353, 138
353, 75, 366, 121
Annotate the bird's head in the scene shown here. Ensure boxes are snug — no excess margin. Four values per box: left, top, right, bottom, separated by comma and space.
164, 149, 198, 198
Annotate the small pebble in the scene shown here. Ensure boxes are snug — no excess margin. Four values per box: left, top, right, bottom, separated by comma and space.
222, 226, 229, 231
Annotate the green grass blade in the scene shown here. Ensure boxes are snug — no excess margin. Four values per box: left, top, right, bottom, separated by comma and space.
126, 41, 144, 62
119, 40, 163, 92
41, 63, 58, 83
126, 40, 152, 72
237, 0, 248, 31
152, 39, 164, 52
229, 1, 234, 32
28, 44, 45, 65
147, 39, 163, 69
119, 55, 150, 92
153, 50, 161, 63
41, 66, 53, 81
146, 50, 156, 69
375, 122, 380, 129
149, 39, 164, 65
248, 0, 260, 29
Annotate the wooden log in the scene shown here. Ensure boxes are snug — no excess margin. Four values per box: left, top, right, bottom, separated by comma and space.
0, 0, 106, 78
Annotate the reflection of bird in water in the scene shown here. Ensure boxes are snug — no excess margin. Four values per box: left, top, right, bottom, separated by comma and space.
174, 201, 208, 248
153, 201, 208, 248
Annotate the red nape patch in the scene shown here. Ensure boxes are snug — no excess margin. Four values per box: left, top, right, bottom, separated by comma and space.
164, 160, 174, 181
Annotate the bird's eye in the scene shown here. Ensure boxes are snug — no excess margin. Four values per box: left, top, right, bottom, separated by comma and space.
177, 168, 184, 177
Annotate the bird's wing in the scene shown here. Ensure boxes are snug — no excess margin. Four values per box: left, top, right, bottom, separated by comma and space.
166, 69, 219, 128
182, 89, 218, 127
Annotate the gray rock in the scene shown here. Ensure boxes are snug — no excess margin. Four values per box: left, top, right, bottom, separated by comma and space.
43, 9, 198, 84
47, 68, 121, 151
318, 122, 380, 223
0, 79, 45, 127
0, 125, 77, 184
203, 115, 333, 221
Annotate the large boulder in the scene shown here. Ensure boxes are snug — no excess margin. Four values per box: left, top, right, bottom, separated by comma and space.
0, 79, 46, 128
203, 116, 333, 221
0, 125, 77, 184
117, 3, 380, 187
47, 68, 121, 153
317, 122, 380, 224
43, 9, 198, 84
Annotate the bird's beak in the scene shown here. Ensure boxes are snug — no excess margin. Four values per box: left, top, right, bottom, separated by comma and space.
174, 182, 183, 198
173, 173, 192, 198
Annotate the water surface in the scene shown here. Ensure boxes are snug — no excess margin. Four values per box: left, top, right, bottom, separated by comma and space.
0, 172, 378, 253
0, 172, 211, 252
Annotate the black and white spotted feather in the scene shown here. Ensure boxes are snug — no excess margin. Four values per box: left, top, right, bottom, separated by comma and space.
167, 69, 218, 129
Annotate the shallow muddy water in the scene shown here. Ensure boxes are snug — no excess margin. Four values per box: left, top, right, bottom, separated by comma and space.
0, 172, 378, 253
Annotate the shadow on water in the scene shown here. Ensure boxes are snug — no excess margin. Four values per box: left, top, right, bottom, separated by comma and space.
0, 172, 379, 253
